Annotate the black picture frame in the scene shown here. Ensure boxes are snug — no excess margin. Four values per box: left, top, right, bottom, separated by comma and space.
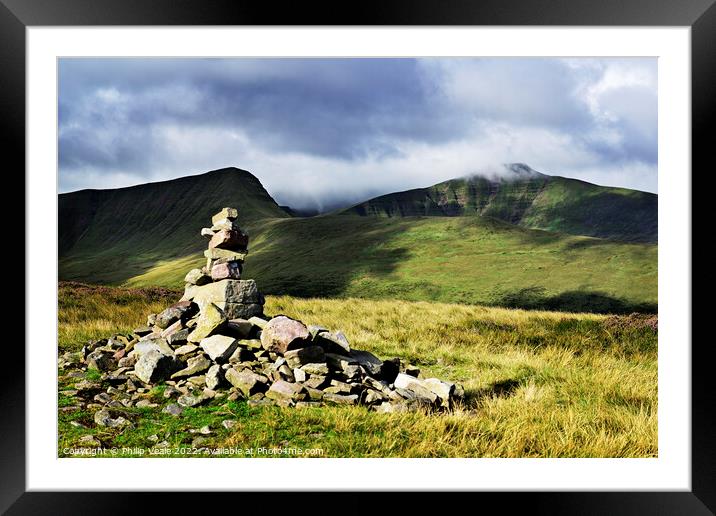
3, 1, 713, 513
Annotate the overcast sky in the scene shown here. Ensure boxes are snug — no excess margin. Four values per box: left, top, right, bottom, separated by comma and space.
59, 57, 657, 211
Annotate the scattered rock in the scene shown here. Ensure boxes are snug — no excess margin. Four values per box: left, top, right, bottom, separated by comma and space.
205, 364, 224, 390
168, 329, 190, 347
200, 334, 239, 362
192, 437, 209, 448
283, 345, 325, 368
393, 374, 438, 404
217, 302, 264, 320
363, 389, 385, 405
248, 316, 268, 329
203, 248, 248, 265
134, 337, 174, 357
187, 303, 227, 343
303, 375, 329, 389
163, 385, 180, 399
173, 343, 198, 357
350, 349, 383, 377
248, 399, 274, 407
375, 401, 410, 413
94, 408, 133, 428
315, 331, 351, 354
155, 301, 197, 329
162, 403, 184, 417
160, 319, 183, 339
325, 353, 357, 372
134, 350, 177, 384
190, 279, 262, 309
187, 375, 207, 388
177, 394, 203, 408
323, 393, 358, 405
326, 379, 353, 394
261, 316, 311, 355
171, 354, 211, 379
308, 325, 329, 338
225, 368, 268, 397
226, 319, 255, 338
133, 326, 153, 337
266, 380, 305, 401
300, 363, 329, 376
423, 378, 455, 407
293, 368, 307, 383
118, 355, 137, 368
135, 399, 159, 408
405, 365, 421, 378
74, 380, 102, 394
296, 401, 323, 408
85, 349, 116, 372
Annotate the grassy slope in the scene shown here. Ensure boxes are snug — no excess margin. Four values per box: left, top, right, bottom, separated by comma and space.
58, 283, 657, 458
347, 173, 658, 243
59, 169, 657, 313
59, 167, 288, 283
127, 215, 657, 314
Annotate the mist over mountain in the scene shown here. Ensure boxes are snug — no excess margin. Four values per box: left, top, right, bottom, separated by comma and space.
59, 58, 659, 204
345, 163, 657, 243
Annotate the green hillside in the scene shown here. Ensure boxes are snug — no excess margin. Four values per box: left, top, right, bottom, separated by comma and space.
59, 167, 657, 313
59, 167, 289, 282
346, 164, 657, 243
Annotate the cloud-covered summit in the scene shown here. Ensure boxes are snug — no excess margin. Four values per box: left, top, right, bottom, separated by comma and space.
59, 57, 657, 211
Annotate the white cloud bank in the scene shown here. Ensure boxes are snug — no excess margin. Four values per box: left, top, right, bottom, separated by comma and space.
59, 57, 657, 210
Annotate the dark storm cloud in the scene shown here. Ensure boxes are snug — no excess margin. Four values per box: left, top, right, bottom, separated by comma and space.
59, 58, 463, 167
58, 57, 658, 207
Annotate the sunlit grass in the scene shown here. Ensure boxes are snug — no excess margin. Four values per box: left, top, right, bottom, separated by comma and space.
58, 282, 657, 458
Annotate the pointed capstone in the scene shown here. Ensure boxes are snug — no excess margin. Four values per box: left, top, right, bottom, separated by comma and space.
212, 207, 238, 225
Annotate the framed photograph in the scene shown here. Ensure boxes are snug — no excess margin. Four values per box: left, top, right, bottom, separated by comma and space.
4, 0, 713, 512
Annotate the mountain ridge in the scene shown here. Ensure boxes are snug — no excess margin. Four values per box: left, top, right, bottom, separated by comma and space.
59, 167, 289, 255
58, 165, 657, 313
343, 164, 657, 243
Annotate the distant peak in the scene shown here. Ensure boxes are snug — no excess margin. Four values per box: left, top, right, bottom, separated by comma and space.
464, 163, 545, 182
505, 163, 542, 176
205, 166, 252, 175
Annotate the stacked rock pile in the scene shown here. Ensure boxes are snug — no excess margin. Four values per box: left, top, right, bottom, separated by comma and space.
59, 208, 464, 415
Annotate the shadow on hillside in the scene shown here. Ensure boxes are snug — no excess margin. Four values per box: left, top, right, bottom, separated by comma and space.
494, 286, 657, 314
247, 217, 412, 298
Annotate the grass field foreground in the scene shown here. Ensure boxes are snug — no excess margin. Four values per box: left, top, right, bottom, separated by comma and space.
58, 282, 657, 458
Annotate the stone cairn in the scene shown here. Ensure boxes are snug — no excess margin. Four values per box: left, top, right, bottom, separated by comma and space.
60, 207, 464, 421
